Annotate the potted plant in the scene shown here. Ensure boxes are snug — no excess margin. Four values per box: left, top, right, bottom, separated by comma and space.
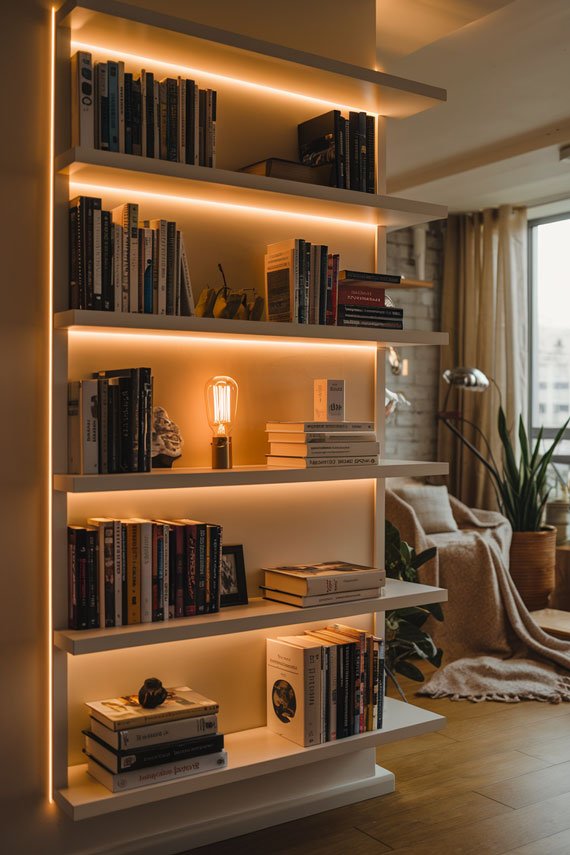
459, 407, 569, 610
384, 520, 443, 699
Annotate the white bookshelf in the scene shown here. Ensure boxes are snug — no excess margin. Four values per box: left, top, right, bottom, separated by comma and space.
51, 1, 449, 848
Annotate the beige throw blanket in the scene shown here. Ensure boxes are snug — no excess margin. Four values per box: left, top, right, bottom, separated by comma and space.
386, 490, 570, 703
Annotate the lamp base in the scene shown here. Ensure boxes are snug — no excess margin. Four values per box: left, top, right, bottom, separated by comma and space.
211, 436, 232, 469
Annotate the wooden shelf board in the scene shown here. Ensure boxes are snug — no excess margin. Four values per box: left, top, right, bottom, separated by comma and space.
54, 579, 447, 654
57, 148, 447, 228
55, 697, 445, 819
57, 1, 446, 118
55, 309, 449, 347
53, 460, 449, 493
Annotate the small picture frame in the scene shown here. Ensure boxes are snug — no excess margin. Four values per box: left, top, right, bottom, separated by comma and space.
220, 545, 248, 608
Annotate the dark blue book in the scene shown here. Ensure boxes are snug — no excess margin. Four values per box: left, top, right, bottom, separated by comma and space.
124, 72, 133, 154
108, 61, 119, 152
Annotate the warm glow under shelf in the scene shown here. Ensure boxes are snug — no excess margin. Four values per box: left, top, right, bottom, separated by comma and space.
55, 697, 445, 820
57, 148, 447, 228
53, 579, 448, 655
53, 460, 450, 493
57, 0, 446, 117
55, 310, 449, 348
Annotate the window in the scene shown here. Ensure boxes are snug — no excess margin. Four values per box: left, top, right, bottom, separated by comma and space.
529, 211, 570, 467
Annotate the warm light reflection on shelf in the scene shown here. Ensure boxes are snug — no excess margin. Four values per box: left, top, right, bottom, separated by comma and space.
71, 41, 380, 117
68, 328, 378, 352
68, 181, 379, 231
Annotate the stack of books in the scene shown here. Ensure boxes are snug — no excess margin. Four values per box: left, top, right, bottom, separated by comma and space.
72, 52, 217, 166
267, 623, 385, 746
337, 271, 403, 330
263, 242, 403, 329
67, 518, 222, 630
298, 109, 376, 192
265, 420, 378, 469
260, 561, 385, 608
69, 196, 194, 315
68, 368, 153, 474
84, 686, 226, 792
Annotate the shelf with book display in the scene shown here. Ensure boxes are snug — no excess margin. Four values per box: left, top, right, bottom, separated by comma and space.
54, 579, 448, 655
56, 697, 445, 820
57, 0, 446, 119
54, 460, 449, 493
57, 148, 447, 228
55, 309, 449, 347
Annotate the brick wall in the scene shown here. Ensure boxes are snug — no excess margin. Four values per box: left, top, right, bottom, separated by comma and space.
384, 222, 445, 461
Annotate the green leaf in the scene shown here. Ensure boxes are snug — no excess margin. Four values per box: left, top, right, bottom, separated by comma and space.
395, 660, 425, 682
425, 601, 444, 621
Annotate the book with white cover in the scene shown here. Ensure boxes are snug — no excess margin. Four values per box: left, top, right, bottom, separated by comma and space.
68, 380, 98, 474
86, 686, 219, 731
277, 636, 326, 743
266, 421, 374, 433
269, 442, 380, 457
263, 562, 385, 596
87, 750, 228, 792
267, 432, 376, 444
90, 713, 219, 751
266, 638, 321, 746
267, 455, 378, 469
71, 51, 94, 148
261, 586, 382, 608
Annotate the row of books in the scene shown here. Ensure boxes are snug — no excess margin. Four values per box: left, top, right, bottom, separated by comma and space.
68, 369, 153, 474
69, 196, 195, 315
84, 687, 226, 792
298, 109, 376, 192
261, 560, 386, 608
68, 518, 222, 630
265, 420, 379, 470
267, 623, 385, 747
72, 52, 217, 166
264, 241, 404, 329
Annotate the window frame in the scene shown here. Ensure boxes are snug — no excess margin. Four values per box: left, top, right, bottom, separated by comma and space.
528, 210, 570, 464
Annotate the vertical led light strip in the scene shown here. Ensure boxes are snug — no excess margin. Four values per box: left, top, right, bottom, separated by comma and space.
47, 4, 56, 803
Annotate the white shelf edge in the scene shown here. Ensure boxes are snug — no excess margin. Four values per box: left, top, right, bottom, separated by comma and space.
57, 0, 446, 118
53, 579, 448, 654
53, 460, 449, 493
55, 309, 449, 347
57, 148, 448, 228
55, 697, 445, 819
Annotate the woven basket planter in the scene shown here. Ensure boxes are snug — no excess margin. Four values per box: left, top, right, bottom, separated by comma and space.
509, 526, 557, 611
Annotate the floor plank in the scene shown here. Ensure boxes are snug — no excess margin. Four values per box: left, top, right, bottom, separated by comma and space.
507, 827, 570, 854
477, 760, 570, 809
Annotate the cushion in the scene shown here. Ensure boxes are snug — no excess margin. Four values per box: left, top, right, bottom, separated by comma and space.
394, 485, 459, 534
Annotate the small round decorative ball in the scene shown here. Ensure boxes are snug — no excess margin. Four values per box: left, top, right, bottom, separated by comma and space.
138, 677, 168, 709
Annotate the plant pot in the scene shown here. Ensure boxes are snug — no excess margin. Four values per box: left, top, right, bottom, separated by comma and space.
509, 526, 557, 611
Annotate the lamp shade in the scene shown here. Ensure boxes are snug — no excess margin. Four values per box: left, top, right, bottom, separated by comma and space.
442, 367, 489, 392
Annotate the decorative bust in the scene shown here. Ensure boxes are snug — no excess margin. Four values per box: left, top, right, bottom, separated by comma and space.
152, 406, 183, 468
138, 677, 168, 709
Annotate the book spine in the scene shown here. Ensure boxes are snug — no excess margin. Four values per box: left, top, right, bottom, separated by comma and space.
107, 382, 119, 471
101, 210, 112, 310
131, 77, 142, 156
209, 525, 221, 613
186, 80, 195, 164
151, 524, 160, 621
334, 110, 344, 189
321, 646, 328, 743
73, 528, 89, 629
124, 72, 133, 154
146, 71, 155, 158
101, 522, 115, 627
113, 520, 123, 626
167, 527, 176, 619
166, 78, 178, 161
339, 306, 403, 318
343, 116, 350, 190
67, 531, 76, 628
141, 228, 153, 313
341, 644, 350, 738
179, 233, 195, 316
87, 732, 225, 773
318, 244, 328, 325
140, 71, 147, 158
88, 750, 227, 792
107, 61, 119, 152
184, 526, 197, 616
97, 378, 108, 473
340, 271, 400, 283
117, 63, 125, 154
155, 219, 167, 314
139, 523, 152, 623
153, 79, 160, 159
159, 80, 167, 159
118, 376, 130, 472
198, 89, 206, 166
175, 525, 185, 618
337, 318, 402, 329
69, 201, 81, 309
96, 63, 109, 151
86, 529, 99, 628
349, 111, 359, 191
162, 523, 169, 622
196, 525, 207, 615
80, 380, 99, 474
95, 712, 219, 750
175, 229, 181, 316
71, 51, 94, 148
366, 114, 375, 193
178, 78, 186, 164
303, 648, 321, 746
165, 221, 176, 314
358, 111, 366, 192
193, 85, 200, 165
112, 223, 122, 311
328, 644, 338, 741
141, 368, 152, 472
377, 638, 385, 729
91, 201, 103, 310
127, 524, 140, 624
127, 204, 139, 313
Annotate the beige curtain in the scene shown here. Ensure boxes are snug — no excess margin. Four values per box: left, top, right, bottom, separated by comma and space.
437, 206, 528, 510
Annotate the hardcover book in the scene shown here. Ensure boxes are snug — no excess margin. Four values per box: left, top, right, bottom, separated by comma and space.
89, 713, 218, 751
87, 750, 228, 792
266, 638, 322, 746
86, 686, 219, 731
262, 562, 385, 596
84, 730, 224, 773
261, 586, 382, 608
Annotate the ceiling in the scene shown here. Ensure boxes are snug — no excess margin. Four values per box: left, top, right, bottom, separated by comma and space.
379, 0, 570, 211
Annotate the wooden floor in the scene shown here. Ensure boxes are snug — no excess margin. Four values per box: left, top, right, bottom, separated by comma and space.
190, 670, 570, 855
